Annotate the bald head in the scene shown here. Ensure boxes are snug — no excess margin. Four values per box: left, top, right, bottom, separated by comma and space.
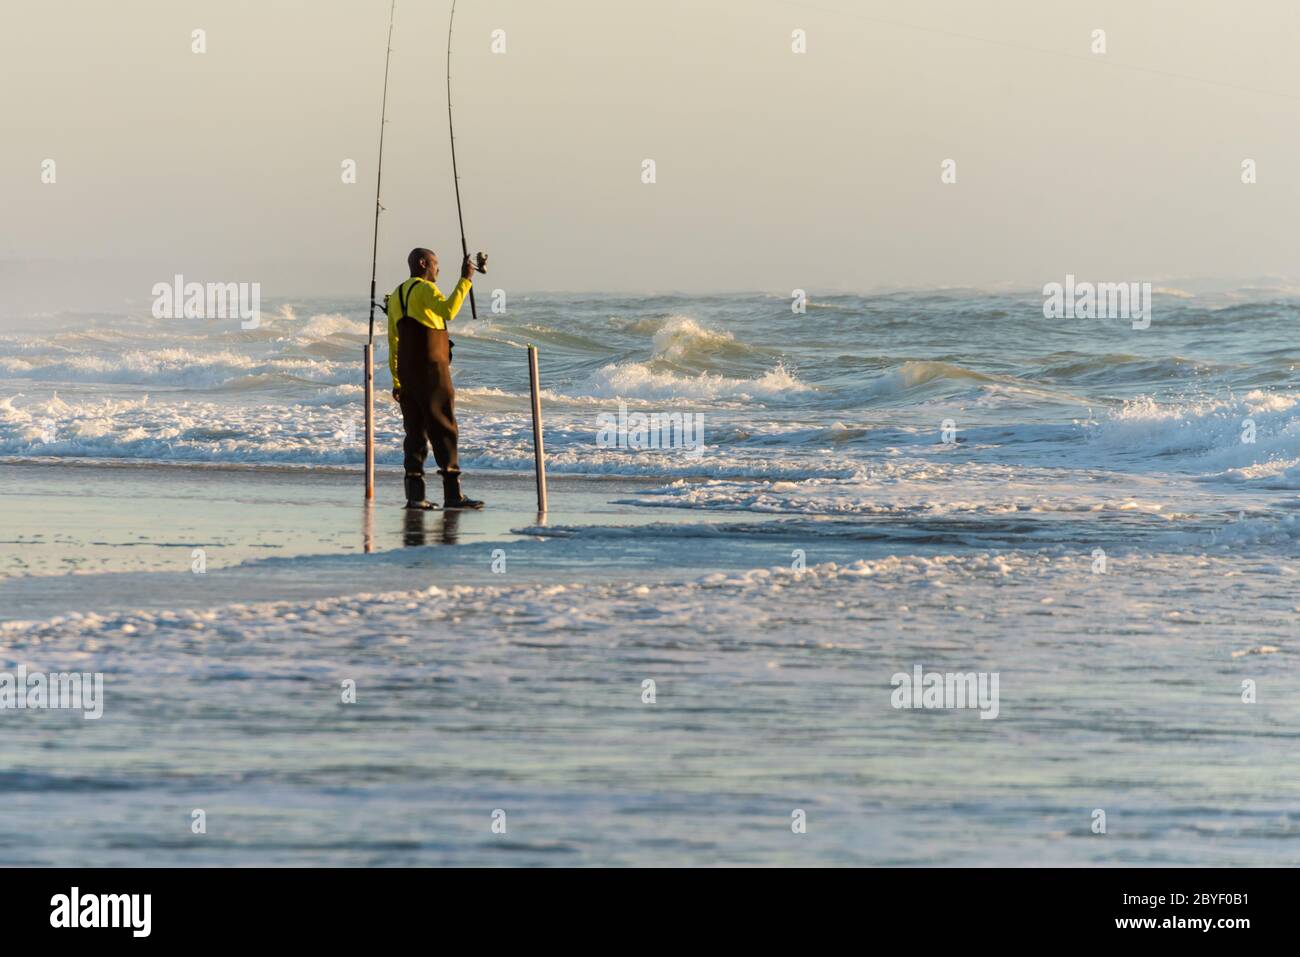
407, 248, 438, 281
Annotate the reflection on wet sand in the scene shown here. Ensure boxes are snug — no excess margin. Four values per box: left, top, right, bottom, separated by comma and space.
402, 508, 461, 546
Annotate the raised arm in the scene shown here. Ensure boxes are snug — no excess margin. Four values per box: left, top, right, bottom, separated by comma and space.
423, 276, 472, 326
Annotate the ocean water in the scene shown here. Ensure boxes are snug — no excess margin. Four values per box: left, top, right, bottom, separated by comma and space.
1, 288, 1298, 865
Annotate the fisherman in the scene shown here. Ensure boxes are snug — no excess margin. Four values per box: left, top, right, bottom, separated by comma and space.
387, 247, 484, 510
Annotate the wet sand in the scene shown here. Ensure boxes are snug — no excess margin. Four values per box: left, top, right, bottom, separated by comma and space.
0, 461, 741, 622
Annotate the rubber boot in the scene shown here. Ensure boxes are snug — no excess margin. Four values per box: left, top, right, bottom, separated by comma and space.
440, 469, 484, 510
404, 473, 440, 510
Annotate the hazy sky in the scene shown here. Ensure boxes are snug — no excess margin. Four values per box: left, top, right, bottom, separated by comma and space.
3, 0, 1299, 311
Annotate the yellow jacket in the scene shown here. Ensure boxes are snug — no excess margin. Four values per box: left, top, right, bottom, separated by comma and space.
386, 276, 472, 390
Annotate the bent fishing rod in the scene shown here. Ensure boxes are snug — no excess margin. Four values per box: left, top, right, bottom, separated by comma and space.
447, 0, 485, 317
363, 0, 397, 501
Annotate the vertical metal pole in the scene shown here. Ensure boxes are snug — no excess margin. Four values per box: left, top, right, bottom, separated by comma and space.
364, 343, 375, 501
527, 345, 548, 513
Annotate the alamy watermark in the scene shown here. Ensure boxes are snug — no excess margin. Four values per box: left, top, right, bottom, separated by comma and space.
1043, 274, 1151, 330
151, 274, 261, 329
596, 401, 704, 459
50, 887, 150, 937
0, 665, 104, 720
890, 665, 999, 719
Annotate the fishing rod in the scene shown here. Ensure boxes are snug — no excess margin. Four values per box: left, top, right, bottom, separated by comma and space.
447, 0, 484, 318
364, 0, 397, 502
368, 0, 396, 344
445, 1, 541, 512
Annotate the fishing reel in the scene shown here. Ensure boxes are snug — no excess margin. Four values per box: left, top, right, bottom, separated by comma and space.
474, 251, 488, 274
